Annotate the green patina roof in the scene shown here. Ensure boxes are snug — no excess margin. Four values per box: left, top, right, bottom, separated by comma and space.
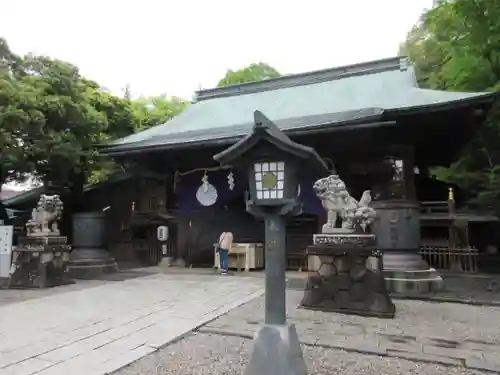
102, 56, 496, 154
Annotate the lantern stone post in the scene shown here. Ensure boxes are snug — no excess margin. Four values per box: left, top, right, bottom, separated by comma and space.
214, 110, 328, 375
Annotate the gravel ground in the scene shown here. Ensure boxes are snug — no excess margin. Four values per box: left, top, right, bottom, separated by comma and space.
208, 291, 500, 343
430, 274, 500, 304
114, 332, 491, 375
114, 289, 500, 375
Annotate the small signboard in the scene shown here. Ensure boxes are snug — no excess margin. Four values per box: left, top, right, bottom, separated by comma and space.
0, 226, 13, 278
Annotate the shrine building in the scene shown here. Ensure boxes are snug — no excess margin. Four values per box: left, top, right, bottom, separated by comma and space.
5, 56, 499, 278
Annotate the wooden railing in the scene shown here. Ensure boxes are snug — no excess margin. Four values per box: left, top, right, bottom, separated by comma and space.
419, 245, 478, 273
420, 200, 454, 215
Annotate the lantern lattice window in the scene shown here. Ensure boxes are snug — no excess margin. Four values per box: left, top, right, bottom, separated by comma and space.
254, 161, 285, 199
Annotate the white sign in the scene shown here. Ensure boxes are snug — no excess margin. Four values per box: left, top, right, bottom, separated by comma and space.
157, 226, 168, 241
0, 226, 13, 278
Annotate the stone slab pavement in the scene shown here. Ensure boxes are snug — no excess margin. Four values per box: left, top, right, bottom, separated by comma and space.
0, 274, 264, 375
0, 280, 108, 307
199, 290, 500, 373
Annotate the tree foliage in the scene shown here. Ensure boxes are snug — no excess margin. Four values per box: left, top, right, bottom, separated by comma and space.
132, 95, 188, 132
400, 0, 500, 212
88, 94, 189, 184
0, 37, 192, 199
217, 62, 281, 87
1, 34, 282, 209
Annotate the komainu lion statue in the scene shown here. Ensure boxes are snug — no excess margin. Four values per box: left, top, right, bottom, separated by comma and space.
313, 175, 376, 233
26, 194, 64, 236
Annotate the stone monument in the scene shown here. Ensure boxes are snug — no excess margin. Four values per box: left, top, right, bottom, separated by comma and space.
9, 194, 73, 288
372, 156, 443, 295
300, 175, 395, 318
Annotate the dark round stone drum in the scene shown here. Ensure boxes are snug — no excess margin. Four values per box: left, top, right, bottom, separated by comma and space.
67, 212, 118, 279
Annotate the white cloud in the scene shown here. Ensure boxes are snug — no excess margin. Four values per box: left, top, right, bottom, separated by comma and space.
0, 0, 433, 99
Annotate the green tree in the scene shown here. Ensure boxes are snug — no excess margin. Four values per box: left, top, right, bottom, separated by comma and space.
17, 55, 107, 185
217, 62, 281, 87
0, 37, 191, 193
86, 85, 138, 183
0, 39, 43, 186
132, 94, 189, 132
0, 38, 140, 191
0, 39, 38, 222
401, 0, 500, 212
88, 94, 189, 183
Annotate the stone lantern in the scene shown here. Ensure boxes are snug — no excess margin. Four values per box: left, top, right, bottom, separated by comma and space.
214, 110, 328, 375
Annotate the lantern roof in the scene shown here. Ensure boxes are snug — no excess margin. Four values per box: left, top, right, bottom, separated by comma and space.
214, 111, 328, 176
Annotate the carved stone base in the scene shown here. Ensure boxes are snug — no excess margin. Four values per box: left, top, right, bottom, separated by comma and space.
300, 243, 395, 318
9, 236, 74, 288
19, 236, 69, 246
313, 233, 376, 247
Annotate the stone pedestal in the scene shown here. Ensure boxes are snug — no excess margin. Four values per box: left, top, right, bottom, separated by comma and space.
244, 324, 307, 375
372, 200, 443, 294
67, 212, 118, 279
9, 236, 74, 288
383, 252, 443, 294
300, 234, 395, 318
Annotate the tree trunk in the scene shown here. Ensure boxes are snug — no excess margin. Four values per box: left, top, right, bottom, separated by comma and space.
0, 166, 10, 224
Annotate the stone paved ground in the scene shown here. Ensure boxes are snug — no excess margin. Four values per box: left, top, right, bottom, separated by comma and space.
0, 274, 264, 375
0, 270, 158, 307
0, 280, 106, 307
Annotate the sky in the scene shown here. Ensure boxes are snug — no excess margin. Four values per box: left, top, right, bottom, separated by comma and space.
0, 0, 434, 100
1, 0, 434, 191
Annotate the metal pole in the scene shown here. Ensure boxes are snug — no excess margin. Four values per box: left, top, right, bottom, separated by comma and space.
264, 213, 286, 325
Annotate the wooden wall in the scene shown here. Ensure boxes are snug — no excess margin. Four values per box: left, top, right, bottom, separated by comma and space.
84, 176, 168, 264
175, 199, 322, 270
176, 204, 264, 266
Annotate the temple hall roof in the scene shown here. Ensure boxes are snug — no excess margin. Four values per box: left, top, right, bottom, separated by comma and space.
103, 56, 496, 154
